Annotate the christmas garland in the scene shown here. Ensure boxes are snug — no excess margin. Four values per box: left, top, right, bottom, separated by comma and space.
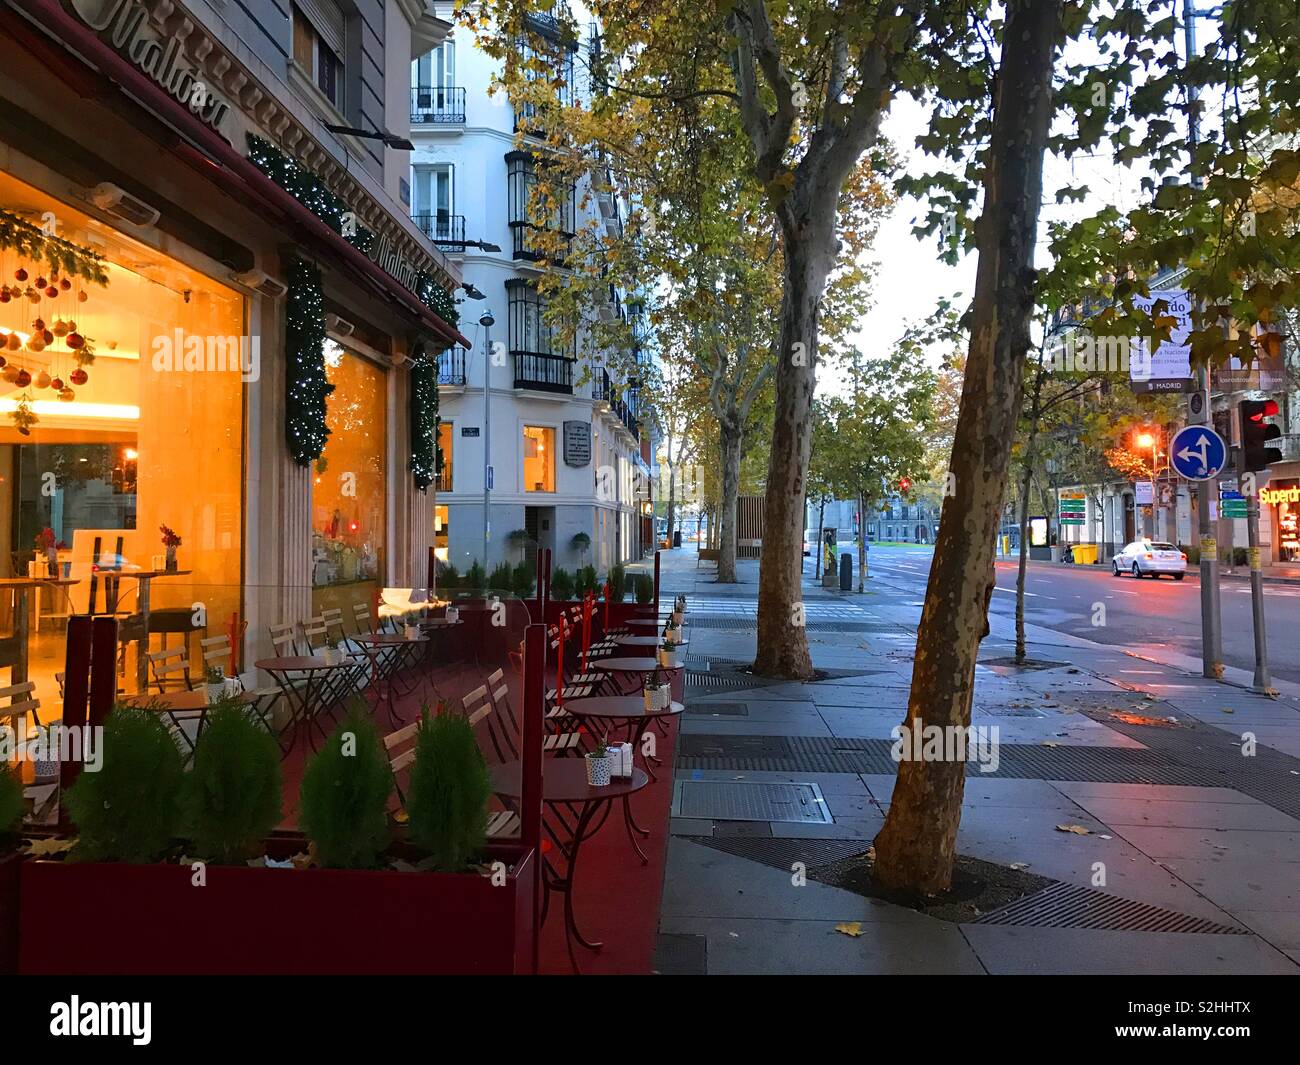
409, 342, 440, 491
0, 209, 110, 285
247, 134, 459, 326
284, 258, 333, 466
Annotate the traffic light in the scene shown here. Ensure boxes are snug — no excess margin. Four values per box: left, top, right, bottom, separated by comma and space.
1240, 399, 1282, 472
898, 477, 911, 494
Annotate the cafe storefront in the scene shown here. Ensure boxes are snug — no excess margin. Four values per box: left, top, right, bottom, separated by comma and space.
1262, 479, 1300, 565
0, 0, 464, 721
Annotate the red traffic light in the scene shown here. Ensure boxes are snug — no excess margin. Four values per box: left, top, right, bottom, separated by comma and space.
1246, 399, 1279, 422
898, 477, 911, 493
1240, 399, 1282, 472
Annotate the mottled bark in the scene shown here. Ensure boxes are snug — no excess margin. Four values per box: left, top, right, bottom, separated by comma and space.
873, 0, 1063, 895
717, 418, 743, 582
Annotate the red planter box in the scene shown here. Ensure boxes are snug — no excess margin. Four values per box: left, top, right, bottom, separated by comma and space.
18, 837, 536, 975
0, 851, 19, 975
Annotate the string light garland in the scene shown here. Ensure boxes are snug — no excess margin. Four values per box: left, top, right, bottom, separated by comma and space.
408, 342, 440, 491
284, 258, 333, 466
0, 210, 109, 284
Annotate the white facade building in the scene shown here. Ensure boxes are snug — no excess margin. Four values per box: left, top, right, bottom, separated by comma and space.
409, 7, 649, 577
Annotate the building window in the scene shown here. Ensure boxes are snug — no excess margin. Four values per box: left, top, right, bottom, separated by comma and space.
523, 426, 556, 492
412, 165, 463, 248
506, 152, 574, 260
312, 342, 386, 606
293, 2, 345, 111
507, 281, 573, 392
434, 505, 449, 563
437, 421, 453, 492
411, 42, 465, 123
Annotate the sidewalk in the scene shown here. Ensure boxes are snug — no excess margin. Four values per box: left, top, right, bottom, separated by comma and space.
650, 548, 1300, 974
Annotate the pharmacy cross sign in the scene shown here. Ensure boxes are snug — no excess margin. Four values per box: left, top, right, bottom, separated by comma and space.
1170, 425, 1227, 482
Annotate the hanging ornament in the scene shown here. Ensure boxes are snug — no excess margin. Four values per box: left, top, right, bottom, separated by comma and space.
66, 332, 84, 350
77, 291, 88, 303
50, 376, 63, 390
52, 320, 68, 337
13, 268, 26, 282
0, 289, 9, 304
28, 336, 45, 353
35, 276, 46, 289
70, 368, 88, 386
32, 318, 44, 331
44, 286, 58, 298
5, 333, 20, 351
3, 365, 20, 382
42, 329, 52, 345
16, 369, 31, 387
0, 356, 7, 369
25, 288, 39, 303
59, 278, 71, 291
35, 371, 50, 389
58, 388, 74, 402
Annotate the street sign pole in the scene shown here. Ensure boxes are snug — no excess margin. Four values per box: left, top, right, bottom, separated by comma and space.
1188, 379, 1223, 679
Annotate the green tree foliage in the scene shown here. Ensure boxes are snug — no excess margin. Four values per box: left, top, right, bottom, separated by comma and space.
299, 706, 392, 869
406, 710, 492, 871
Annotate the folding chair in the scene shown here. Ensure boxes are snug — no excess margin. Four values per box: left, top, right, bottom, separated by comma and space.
200, 634, 283, 740
146, 646, 194, 693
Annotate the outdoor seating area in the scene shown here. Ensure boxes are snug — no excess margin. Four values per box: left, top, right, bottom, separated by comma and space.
3, 553, 685, 976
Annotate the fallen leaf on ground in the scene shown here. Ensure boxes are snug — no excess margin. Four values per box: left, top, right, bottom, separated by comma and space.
1009, 862, 1030, 870
1221, 707, 1235, 714
1042, 741, 1060, 747
835, 922, 864, 937
24, 837, 74, 857
1056, 824, 1092, 835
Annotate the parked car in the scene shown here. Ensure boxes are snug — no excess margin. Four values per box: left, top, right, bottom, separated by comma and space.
1112, 539, 1187, 579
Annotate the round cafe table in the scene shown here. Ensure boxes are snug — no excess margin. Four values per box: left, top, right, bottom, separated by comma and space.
255, 656, 355, 753
353, 632, 427, 727
490, 758, 648, 974
563, 695, 685, 785
590, 655, 682, 695
615, 634, 688, 650
123, 687, 257, 750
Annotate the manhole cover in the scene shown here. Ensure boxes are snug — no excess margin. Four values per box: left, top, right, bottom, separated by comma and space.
671, 780, 834, 823
653, 933, 707, 975
976, 881, 1247, 934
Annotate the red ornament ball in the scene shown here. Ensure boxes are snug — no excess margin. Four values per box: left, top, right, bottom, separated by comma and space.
5, 333, 20, 351
35, 277, 46, 289
77, 291, 88, 303
0, 291, 9, 304
45, 286, 59, 298
51, 377, 63, 390
58, 388, 74, 402
59, 278, 71, 291
14, 268, 27, 282
16, 369, 31, 387
66, 333, 84, 350
70, 368, 88, 386
42, 330, 53, 345
0, 356, 7, 369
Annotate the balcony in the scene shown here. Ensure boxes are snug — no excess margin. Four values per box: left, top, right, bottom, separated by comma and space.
413, 213, 466, 253
438, 347, 466, 386
513, 351, 574, 394
437, 459, 452, 493
411, 86, 466, 124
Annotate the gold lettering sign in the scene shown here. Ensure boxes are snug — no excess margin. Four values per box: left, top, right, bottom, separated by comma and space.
66, 0, 233, 141
1260, 486, 1300, 507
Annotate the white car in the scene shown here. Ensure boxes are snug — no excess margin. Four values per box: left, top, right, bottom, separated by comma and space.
1112, 540, 1187, 579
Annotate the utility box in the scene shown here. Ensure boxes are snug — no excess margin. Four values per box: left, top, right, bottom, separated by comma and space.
839, 552, 853, 591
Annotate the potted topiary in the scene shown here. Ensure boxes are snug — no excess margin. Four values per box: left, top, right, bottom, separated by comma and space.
506, 529, 529, 563
298, 706, 392, 869
657, 640, 680, 668
608, 562, 627, 602
487, 562, 514, 594
550, 567, 574, 601
464, 560, 486, 594
585, 736, 611, 787
183, 698, 282, 865
406, 710, 491, 872
575, 564, 598, 598
322, 634, 344, 666
642, 673, 671, 712
511, 560, 535, 599
570, 531, 591, 566
634, 574, 653, 604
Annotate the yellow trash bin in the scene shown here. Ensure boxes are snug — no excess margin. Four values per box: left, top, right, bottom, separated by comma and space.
1072, 543, 1098, 565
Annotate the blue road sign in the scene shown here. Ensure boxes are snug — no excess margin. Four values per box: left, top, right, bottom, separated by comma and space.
1170, 425, 1227, 481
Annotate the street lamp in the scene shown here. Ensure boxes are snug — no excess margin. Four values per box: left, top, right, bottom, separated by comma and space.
1137, 429, 1159, 537
479, 309, 495, 571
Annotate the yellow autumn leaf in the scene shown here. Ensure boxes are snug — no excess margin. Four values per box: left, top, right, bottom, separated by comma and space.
835, 922, 864, 938
25, 837, 75, 857
1056, 824, 1092, 835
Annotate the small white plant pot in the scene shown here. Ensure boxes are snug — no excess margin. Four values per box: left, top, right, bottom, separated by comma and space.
657, 649, 679, 668
404, 624, 420, 641
223, 677, 243, 699
445, 607, 459, 623
585, 753, 611, 787
323, 647, 343, 666
671, 611, 684, 626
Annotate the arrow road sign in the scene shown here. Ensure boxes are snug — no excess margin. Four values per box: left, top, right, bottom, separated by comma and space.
1170, 425, 1227, 481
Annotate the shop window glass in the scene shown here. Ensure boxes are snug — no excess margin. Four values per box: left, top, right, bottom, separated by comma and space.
0, 172, 244, 714
523, 425, 554, 492
311, 342, 386, 613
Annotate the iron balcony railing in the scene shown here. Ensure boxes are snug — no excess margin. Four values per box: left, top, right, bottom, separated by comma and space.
438, 347, 467, 386
411, 86, 466, 124
413, 213, 466, 253
513, 351, 574, 393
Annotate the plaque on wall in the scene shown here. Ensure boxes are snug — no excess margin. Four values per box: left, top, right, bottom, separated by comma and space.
564, 421, 592, 467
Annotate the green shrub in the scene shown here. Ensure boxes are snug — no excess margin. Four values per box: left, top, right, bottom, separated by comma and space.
406, 709, 491, 871
609, 563, 627, 601
64, 705, 185, 863
1180, 544, 1199, 565
0, 763, 22, 839
487, 562, 514, 592
298, 705, 392, 869
576, 564, 598, 597
550, 567, 574, 601
439, 563, 459, 591
634, 574, 654, 604
464, 560, 486, 592
512, 560, 535, 598
570, 531, 591, 553
183, 698, 282, 864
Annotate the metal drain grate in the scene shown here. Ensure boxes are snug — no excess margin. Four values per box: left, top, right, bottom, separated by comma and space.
685, 701, 749, 717
653, 933, 708, 975
672, 780, 834, 823
685, 670, 765, 693
978, 657, 1068, 672
688, 834, 867, 868
976, 882, 1248, 934
685, 653, 754, 668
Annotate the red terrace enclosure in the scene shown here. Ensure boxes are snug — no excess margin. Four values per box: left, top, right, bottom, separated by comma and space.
16, 614, 548, 976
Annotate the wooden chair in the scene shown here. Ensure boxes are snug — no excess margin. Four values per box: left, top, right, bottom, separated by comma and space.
147, 646, 194, 693
200, 634, 282, 737
467, 681, 580, 758
384, 714, 518, 838
301, 613, 366, 706
0, 681, 42, 734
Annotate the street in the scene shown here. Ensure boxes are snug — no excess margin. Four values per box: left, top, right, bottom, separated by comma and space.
857, 543, 1300, 684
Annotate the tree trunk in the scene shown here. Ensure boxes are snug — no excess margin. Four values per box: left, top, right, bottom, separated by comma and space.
754, 239, 829, 679
666, 464, 677, 547
872, 0, 1062, 895
857, 490, 867, 592
1016, 360, 1045, 663
717, 417, 742, 582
